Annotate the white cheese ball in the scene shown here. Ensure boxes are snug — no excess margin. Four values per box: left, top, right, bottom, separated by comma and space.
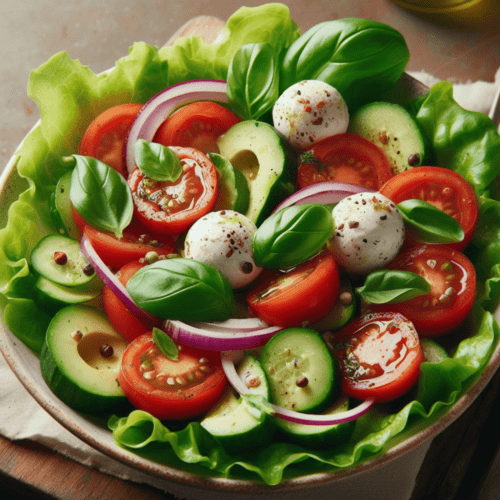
329, 192, 405, 275
272, 80, 349, 150
184, 210, 262, 289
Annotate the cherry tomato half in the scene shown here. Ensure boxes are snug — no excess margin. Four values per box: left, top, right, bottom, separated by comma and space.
334, 312, 424, 403
128, 146, 218, 235
297, 133, 394, 191
379, 166, 478, 251
103, 261, 160, 342
370, 244, 476, 338
246, 251, 340, 327
79, 103, 143, 177
118, 333, 227, 420
153, 101, 240, 154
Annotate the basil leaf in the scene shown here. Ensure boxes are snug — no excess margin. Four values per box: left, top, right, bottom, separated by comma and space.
135, 139, 182, 182
227, 42, 279, 120
152, 327, 179, 360
280, 19, 409, 111
252, 204, 333, 269
126, 258, 235, 321
397, 199, 465, 244
69, 155, 133, 238
356, 270, 431, 304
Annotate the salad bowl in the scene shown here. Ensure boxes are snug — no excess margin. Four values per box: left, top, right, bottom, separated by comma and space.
1, 4, 500, 498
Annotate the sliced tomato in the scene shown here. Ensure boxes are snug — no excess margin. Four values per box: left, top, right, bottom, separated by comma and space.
370, 244, 476, 338
334, 312, 424, 403
379, 166, 478, 251
103, 261, 160, 342
246, 251, 340, 327
82, 221, 176, 269
153, 101, 240, 154
128, 146, 218, 235
79, 103, 143, 177
118, 333, 227, 420
297, 133, 394, 191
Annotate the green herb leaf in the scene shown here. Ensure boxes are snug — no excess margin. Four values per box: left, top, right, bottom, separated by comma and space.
252, 204, 333, 269
356, 270, 431, 304
227, 42, 279, 120
69, 155, 133, 238
126, 258, 235, 321
135, 139, 182, 182
152, 327, 179, 360
397, 199, 465, 244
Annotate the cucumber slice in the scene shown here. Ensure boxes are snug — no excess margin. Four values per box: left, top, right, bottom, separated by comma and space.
348, 102, 426, 175
31, 234, 95, 287
275, 394, 355, 448
259, 328, 335, 413
33, 275, 103, 313
40, 305, 129, 413
51, 170, 82, 240
311, 275, 357, 332
421, 338, 449, 363
201, 353, 274, 452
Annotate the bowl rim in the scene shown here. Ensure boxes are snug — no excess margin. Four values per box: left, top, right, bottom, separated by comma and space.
1, 71, 499, 493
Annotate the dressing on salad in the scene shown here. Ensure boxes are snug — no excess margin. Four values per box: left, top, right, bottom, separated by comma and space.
1, 3, 500, 486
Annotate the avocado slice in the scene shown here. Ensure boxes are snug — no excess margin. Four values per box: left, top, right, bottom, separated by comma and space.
216, 120, 296, 226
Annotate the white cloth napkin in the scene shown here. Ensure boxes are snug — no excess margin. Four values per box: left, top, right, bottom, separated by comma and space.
1, 68, 500, 499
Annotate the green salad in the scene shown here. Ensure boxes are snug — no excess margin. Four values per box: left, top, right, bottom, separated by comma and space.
2, 2, 500, 486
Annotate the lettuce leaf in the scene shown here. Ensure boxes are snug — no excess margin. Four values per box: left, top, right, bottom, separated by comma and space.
1, 2, 500, 486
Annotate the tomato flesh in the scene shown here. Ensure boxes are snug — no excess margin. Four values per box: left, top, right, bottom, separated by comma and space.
298, 133, 393, 190
370, 245, 476, 337
118, 333, 227, 420
128, 147, 218, 235
103, 261, 160, 342
153, 101, 240, 154
379, 166, 478, 251
334, 312, 424, 403
246, 252, 340, 327
79, 103, 143, 177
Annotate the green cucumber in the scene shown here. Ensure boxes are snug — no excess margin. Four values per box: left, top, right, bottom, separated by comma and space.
40, 305, 129, 413
50, 170, 82, 240
259, 328, 335, 413
275, 394, 355, 448
217, 120, 295, 226
33, 275, 103, 313
208, 153, 250, 214
348, 101, 426, 175
31, 234, 95, 287
421, 338, 449, 363
201, 353, 274, 452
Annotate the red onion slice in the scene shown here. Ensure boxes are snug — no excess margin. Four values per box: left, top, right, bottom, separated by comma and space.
273, 182, 376, 213
190, 317, 270, 333
80, 235, 144, 317
164, 319, 282, 351
125, 80, 229, 174
221, 351, 375, 426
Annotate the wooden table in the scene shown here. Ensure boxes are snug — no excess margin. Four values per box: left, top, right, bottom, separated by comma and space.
2, 7, 500, 500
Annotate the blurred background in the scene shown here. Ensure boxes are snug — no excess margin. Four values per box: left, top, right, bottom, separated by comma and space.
1, 0, 499, 168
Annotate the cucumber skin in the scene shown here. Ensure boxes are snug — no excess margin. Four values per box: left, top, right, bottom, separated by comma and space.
40, 340, 130, 414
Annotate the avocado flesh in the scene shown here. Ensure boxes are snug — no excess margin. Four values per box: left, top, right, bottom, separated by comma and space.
217, 120, 295, 225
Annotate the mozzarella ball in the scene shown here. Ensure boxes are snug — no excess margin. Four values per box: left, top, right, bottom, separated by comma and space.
184, 210, 262, 289
272, 80, 349, 150
329, 192, 405, 274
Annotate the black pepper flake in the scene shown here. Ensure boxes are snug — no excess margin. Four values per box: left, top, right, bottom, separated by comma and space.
380, 215, 387, 220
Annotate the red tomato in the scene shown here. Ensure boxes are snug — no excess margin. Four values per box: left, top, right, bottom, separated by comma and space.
246, 252, 340, 327
118, 333, 227, 420
153, 101, 240, 154
82, 221, 177, 269
79, 103, 142, 177
370, 244, 476, 338
379, 166, 478, 251
297, 133, 394, 190
128, 146, 218, 235
334, 312, 424, 403
103, 261, 160, 342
